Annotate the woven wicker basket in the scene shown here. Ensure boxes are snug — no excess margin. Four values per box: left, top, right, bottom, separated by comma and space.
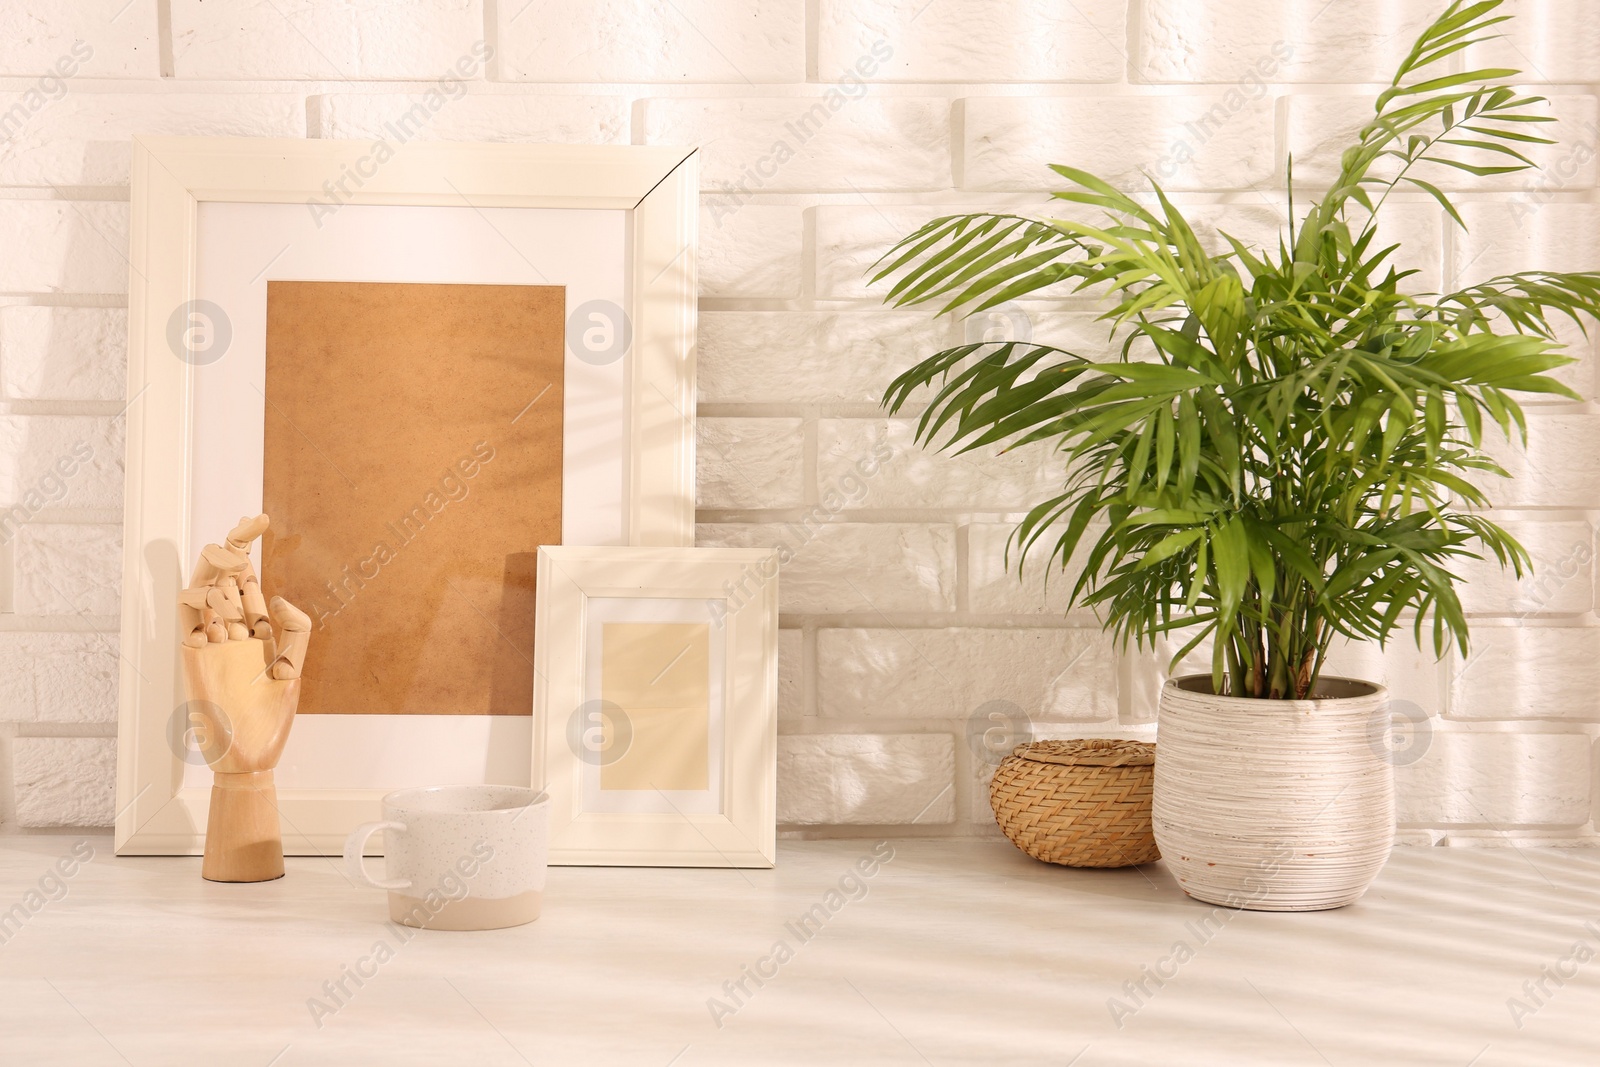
989, 738, 1160, 868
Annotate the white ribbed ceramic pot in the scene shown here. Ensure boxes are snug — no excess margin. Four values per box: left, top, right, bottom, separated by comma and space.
1153, 675, 1394, 912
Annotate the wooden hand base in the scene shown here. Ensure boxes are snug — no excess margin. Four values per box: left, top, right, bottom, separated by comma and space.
182, 639, 300, 884
202, 770, 286, 882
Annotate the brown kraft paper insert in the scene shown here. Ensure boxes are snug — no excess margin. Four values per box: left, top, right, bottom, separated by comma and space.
261, 280, 564, 715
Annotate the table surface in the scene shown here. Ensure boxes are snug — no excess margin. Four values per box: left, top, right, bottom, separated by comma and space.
0, 835, 1596, 1066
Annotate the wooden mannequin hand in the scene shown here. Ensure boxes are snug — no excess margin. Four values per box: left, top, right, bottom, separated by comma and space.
177, 514, 311, 775
178, 515, 311, 882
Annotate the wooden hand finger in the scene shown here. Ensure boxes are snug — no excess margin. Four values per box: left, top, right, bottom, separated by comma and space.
190, 542, 247, 588
203, 606, 227, 644
226, 513, 269, 552
210, 578, 250, 640
178, 587, 209, 648
238, 563, 271, 640
185, 544, 244, 645
227, 515, 273, 639
268, 595, 311, 680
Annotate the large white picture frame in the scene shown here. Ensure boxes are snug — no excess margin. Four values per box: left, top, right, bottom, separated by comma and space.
535, 547, 779, 867
117, 137, 699, 856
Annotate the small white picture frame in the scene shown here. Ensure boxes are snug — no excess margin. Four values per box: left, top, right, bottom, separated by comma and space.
534, 546, 779, 867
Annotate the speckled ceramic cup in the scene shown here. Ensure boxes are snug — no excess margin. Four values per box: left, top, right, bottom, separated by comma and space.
343, 785, 549, 931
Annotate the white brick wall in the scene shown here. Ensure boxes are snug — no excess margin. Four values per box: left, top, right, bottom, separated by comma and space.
965, 521, 1098, 617
697, 417, 805, 509
1456, 520, 1593, 615
816, 420, 1059, 509
963, 94, 1277, 191
312, 93, 626, 145
700, 205, 804, 298
13, 737, 115, 827
817, 0, 1126, 84
0, 1, 157, 78
0, 307, 125, 401
1397, 730, 1592, 826
1476, 415, 1600, 508
0, 416, 124, 510
697, 522, 957, 613
0, 633, 118, 723
1, 0, 1595, 844
0, 201, 128, 293
13, 524, 122, 618
496, 0, 806, 83
816, 627, 1117, 722
778, 732, 954, 824
1451, 626, 1600, 721
778, 629, 805, 719
1456, 203, 1600, 281
643, 96, 952, 192
168, 1, 488, 80
0, 92, 306, 186
1135, 0, 1438, 84
1465, 0, 1600, 83
815, 204, 951, 300
699, 312, 949, 404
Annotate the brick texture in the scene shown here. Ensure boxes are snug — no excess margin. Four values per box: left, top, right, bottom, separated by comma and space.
14, 737, 116, 827
169, 0, 488, 80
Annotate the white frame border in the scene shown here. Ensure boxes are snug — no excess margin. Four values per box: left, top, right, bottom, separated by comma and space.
117, 137, 699, 856
535, 546, 778, 868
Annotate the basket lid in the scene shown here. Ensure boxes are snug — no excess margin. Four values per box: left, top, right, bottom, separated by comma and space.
1011, 738, 1154, 767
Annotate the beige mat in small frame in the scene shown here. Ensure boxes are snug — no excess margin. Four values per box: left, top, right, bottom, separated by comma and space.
534, 546, 778, 867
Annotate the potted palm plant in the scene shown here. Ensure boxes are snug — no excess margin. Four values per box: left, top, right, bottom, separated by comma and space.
874, 0, 1600, 910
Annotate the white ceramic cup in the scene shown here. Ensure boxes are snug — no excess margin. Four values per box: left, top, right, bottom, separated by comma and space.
343, 785, 550, 931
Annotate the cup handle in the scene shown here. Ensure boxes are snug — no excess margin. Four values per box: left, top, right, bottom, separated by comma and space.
343, 820, 412, 891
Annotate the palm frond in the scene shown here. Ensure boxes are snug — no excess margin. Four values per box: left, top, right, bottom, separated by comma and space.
869, 0, 1593, 699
